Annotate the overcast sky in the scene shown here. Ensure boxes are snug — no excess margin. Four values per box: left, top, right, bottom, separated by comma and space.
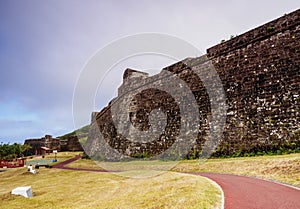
0, 0, 298, 143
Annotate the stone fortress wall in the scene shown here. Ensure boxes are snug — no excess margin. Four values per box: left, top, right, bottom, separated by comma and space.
25, 134, 84, 155
206, 10, 299, 156
86, 9, 299, 160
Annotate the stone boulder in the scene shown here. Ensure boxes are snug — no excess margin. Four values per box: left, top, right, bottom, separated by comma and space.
11, 186, 33, 198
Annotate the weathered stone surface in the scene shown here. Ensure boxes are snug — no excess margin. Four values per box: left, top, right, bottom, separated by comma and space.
60, 134, 86, 151
87, 9, 300, 159
25, 134, 84, 155
24, 135, 60, 155
207, 9, 300, 156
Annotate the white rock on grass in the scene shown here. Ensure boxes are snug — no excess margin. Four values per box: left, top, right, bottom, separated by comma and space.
11, 186, 33, 198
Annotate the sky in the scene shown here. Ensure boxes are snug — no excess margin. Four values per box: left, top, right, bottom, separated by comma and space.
0, 0, 299, 144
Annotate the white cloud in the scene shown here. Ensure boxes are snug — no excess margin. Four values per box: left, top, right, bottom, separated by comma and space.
0, 0, 299, 143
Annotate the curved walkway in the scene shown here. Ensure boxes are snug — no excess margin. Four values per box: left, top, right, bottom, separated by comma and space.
52, 155, 81, 169
52, 155, 108, 172
196, 172, 300, 209
53, 156, 300, 209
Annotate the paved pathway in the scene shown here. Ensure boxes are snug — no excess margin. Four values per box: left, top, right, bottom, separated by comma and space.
52, 155, 81, 169
53, 156, 300, 209
52, 155, 107, 172
196, 172, 300, 209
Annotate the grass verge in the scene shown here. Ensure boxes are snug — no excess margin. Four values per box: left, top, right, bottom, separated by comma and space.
25, 152, 83, 166
0, 168, 221, 209
65, 158, 104, 171
66, 153, 300, 186
173, 153, 300, 187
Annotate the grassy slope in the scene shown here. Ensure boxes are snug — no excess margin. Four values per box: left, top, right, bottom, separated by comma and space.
0, 168, 221, 209
65, 158, 104, 170
66, 153, 300, 186
3, 152, 299, 208
26, 151, 83, 166
58, 125, 90, 140
173, 153, 300, 187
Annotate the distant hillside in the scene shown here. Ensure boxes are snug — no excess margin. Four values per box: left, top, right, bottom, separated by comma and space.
58, 125, 90, 140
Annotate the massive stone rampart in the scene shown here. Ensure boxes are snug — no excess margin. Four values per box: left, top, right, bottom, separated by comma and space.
86, 9, 299, 159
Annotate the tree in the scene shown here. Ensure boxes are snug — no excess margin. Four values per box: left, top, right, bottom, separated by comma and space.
0, 143, 31, 160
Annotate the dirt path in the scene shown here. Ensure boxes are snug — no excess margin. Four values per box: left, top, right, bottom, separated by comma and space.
197, 172, 300, 209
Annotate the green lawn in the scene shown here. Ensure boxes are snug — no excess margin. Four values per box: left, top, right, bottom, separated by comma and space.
173, 153, 300, 187
67, 158, 180, 178
65, 158, 104, 171
0, 167, 221, 209
25, 151, 83, 166
68, 153, 300, 186
68, 153, 300, 187
2, 152, 298, 208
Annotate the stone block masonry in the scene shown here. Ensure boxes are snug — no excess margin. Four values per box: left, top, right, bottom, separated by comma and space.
25, 134, 84, 155
207, 9, 299, 156
86, 9, 299, 160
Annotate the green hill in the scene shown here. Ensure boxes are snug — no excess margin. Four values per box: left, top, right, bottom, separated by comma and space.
58, 125, 90, 140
